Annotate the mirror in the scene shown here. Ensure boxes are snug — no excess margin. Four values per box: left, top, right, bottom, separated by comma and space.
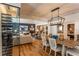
57, 24, 63, 33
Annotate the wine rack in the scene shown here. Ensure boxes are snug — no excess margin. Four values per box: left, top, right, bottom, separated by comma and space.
1, 13, 13, 56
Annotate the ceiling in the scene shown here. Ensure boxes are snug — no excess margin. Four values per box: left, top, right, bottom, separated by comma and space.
20, 3, 79, 19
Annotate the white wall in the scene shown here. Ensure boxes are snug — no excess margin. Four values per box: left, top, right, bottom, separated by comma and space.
50, 26, 57, 35
20, 18, 35, 24
64, 13, 79, 40
20, 18, 48, 25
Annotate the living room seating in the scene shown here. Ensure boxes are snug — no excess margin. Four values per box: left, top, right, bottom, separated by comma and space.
20, 34, 33, 44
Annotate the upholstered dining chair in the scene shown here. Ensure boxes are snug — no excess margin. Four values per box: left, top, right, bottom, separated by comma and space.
41, 34, 49, 52
66, 48, 79, 56
49, 38, 62, 56
66, 38, 79, 56
66, 45, 79, 56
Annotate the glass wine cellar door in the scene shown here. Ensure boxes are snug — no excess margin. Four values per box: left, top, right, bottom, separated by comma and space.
0, 4, 20, 56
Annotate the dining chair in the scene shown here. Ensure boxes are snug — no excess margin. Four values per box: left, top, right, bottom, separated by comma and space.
66, 39, 79, 56
66, 48, 79, 56
49, 38, 62, 56
41, 34, 49, 52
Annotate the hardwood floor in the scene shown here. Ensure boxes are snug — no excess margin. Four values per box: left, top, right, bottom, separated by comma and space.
12, 40, 48, 56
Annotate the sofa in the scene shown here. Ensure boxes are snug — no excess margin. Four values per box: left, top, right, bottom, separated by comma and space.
20, 34, 33, 44
13, 34, 33, 46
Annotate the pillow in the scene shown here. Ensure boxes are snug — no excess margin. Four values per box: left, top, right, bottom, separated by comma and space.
51, 35, 58, 40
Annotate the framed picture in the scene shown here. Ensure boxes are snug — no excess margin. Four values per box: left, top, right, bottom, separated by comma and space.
67, 24, 74, 34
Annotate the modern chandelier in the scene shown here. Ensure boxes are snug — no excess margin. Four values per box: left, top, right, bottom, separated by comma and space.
49, 7, 65, 26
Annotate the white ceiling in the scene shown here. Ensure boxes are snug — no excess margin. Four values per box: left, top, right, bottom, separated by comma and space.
20, 3, 79, 19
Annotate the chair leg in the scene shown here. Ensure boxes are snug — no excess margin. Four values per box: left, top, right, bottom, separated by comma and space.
55, 51, 56, 56
49, 49, 52, 56
62, 45, 65, 56
66, 51, 68, 56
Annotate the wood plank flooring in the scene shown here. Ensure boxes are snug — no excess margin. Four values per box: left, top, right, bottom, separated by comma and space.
12, 40, 48, 56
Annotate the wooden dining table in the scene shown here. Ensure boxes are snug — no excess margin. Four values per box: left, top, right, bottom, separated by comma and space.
56, 39, 79, 56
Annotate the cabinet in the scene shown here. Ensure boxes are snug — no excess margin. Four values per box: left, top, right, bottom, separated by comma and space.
0, 13, 13, 56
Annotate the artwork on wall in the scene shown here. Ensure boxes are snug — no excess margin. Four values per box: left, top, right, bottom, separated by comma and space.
67, 24, 74, 34
29, 25, 35, 31
29, 25, 35, 35
67, 24, 75, 40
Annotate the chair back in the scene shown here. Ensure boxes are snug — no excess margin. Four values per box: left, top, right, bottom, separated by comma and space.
41, 34, 47, 46
49, 38, 57, 50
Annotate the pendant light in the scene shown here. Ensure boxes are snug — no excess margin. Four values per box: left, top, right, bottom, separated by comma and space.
49, 7, 65, 26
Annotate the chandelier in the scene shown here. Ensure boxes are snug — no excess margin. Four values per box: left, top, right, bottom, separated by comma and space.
49, 7, 65, 26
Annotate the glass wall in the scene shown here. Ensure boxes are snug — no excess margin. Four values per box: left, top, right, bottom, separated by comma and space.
0, 3, 20, 56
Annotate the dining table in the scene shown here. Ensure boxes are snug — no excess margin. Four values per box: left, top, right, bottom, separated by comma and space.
56, 39, 79, 56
